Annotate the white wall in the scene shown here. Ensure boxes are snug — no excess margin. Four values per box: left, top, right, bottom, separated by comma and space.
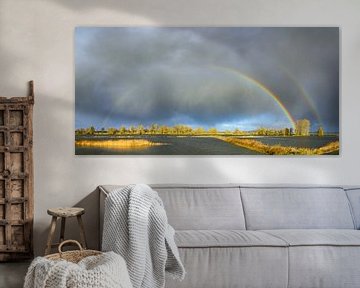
0, 0, 359, 256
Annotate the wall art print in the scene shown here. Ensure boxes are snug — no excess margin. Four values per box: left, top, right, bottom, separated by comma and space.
75, 27, 339, 155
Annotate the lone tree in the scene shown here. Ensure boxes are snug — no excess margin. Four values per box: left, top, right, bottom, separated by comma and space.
87, 126, 95, 135
119, 126, 127, 134
208, 127, 218, 134
295, 119, 310, 136
107, 127, 117, 135
317, 126, 324, 137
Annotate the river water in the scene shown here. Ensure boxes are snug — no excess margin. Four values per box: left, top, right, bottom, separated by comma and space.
75, 135, 339, 155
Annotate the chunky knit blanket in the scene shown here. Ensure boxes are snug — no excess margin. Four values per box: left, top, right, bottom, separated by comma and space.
24, 251, 132, 288
102, 184, 185, 288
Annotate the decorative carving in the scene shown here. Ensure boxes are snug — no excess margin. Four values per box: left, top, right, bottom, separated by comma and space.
0, 81, 34, 261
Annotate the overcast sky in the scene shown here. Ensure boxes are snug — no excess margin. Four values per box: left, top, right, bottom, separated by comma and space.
75, 27, 339, 132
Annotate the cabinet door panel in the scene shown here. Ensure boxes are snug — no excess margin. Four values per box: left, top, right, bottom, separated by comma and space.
0, 93, 33, 261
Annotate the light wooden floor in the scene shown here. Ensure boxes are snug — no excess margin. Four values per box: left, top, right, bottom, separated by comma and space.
0, 261, 30, 288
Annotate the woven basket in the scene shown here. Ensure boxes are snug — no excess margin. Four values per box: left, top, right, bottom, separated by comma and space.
45, 240, 102, 263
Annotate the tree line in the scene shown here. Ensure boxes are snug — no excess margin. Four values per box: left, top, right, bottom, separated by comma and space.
76, 124, 225, 136
75, 121, 326, 137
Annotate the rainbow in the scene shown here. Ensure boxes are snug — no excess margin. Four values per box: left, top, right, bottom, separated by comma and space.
280, 67, 322, 126
212, 66, 296, 129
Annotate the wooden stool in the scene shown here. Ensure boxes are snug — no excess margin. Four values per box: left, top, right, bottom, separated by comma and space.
45, 207, 87, 255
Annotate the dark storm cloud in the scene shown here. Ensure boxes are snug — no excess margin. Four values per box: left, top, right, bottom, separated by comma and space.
75, 27, 339, 131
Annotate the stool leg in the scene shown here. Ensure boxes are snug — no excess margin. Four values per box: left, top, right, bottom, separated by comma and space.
60, 217, 66, 243
77, 215, 87, 249
45, 216, 57, 255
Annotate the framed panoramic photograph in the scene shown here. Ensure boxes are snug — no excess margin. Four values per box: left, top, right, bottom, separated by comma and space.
75, 27, 339, 155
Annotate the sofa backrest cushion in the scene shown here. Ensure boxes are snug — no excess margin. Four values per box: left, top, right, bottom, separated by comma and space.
153, 185, 246, 230
240, 186, 355, 230
345, 188, 360, 229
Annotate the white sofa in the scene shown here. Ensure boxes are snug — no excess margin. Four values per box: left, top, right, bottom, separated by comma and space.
99, 184, 360, 288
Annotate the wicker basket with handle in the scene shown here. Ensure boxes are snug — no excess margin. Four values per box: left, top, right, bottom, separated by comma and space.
45, 240, 102, 263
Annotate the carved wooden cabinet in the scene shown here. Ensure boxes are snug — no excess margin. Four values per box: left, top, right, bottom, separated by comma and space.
0, 81, 34, 261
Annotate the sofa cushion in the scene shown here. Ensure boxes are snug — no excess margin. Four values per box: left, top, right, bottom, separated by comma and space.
154, 186, 246, 230
345, 188, 360, 229
241, 187, 355, 230
100, 184, 246, 230
261, 230, 360, 288
165, 247, 289, 288
175, 230, 287, 248
262, 229, 360, 246
287, 246, 360, 288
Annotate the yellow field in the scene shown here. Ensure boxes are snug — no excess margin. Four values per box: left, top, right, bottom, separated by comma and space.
218, 137, 339, 155
75, 139, 164, 149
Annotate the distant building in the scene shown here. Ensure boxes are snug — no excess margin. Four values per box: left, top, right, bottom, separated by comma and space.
295, 119, 310, 136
